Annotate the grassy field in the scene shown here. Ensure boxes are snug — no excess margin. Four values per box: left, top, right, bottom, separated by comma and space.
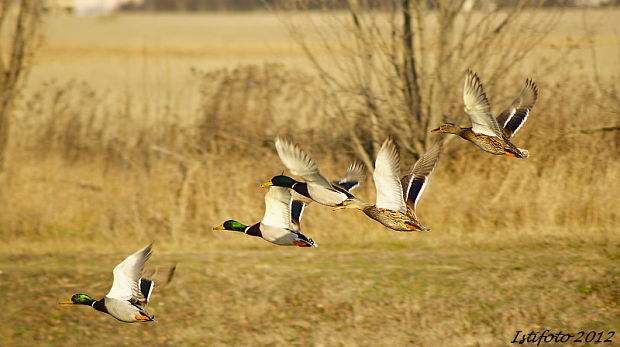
1, 8, 619, 346
1, 247, 618, 346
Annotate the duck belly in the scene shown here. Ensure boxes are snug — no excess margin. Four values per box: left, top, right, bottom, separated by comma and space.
259, 224, 296, 246
364, 208, 413, 232
307, 184, 347, 206
104, 298, 152, 323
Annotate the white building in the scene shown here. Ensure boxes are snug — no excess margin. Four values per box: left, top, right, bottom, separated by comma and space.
47, 0, 144, 15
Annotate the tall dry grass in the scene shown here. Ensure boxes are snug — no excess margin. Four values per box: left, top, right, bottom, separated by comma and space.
0, 10, 618, 254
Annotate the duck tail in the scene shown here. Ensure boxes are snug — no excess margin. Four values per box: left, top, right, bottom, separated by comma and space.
518, 148, 530, 158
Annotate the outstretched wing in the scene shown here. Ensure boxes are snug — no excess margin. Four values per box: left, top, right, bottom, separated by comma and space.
290, 199, 306, 233
138, 265, 176, 305
401, 143, 442, 213
373, 138, 407, 213
261, 186, 293, 230
463, 70, 503, 138
333, 161, 366, 192
496, 78, 538, 138
275, 138, 333, 189
106, 244, 152, 304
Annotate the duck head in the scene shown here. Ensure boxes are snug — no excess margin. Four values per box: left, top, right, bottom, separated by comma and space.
431, 123, 461, 134
59, 294, 96, 306
213, 220, 247, 232
334, 197, 369, 210
261, 175, 298, 188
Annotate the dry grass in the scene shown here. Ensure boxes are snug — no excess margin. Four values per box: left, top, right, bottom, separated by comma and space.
0, 9, 619, 346
1, 248, 618, 346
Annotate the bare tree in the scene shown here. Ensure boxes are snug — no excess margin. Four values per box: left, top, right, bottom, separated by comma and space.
0, 0, 41, 172
276, 0, 563, 168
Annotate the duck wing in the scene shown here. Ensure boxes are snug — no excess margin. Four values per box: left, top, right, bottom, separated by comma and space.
261, 186, 293, 230
332, 161, 366, 192
373, 138, 407, 213
106, 244, 152, 305
290, 199, 306, 233
463, 70, 503, 137
496, 78, 538, 138
275, 137, 334, 189
401, 143, 442, 213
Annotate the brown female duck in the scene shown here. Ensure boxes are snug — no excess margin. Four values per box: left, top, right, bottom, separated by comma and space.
432, 70, 538, 158
337, 138, 441, 232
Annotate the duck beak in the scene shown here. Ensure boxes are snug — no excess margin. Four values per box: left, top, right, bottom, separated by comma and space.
260, 181, 273, 187
430, 128, 442, 133
58, 299, 73, 304
213, 225, 225, 230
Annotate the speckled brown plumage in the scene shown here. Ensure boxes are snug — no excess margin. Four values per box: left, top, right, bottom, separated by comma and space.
339, 138, 441, 232
457, 127, 526, 158
432, 70, 537, 159
360, 205, 423, 232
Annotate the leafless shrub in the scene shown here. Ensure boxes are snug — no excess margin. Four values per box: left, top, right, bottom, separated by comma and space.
3, 9, 618, 245
275, 0, 566, 168
0, 0, 41, 171
191, 62, 327, 153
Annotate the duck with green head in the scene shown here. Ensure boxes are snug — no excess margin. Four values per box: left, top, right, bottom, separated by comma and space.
262, 138, 365, 207
214, 186, 316, 247
431, 69, 537, 158
59, 244, 172, 323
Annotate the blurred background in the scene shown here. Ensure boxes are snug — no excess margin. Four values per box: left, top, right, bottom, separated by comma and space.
0, 0, 618, 345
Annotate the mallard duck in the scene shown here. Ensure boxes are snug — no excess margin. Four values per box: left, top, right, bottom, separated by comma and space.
59, 244, 170, 323
262, 137, 365, 206
337, 138, 441, 232
214, 186, 317, 247
431, 70, 537, 158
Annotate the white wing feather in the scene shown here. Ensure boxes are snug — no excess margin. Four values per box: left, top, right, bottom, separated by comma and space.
106, 244, 152, 302
275, 138, 333, 188
261, 186, 293, 230
463, 70, 503, 137
373, 138, 407, 213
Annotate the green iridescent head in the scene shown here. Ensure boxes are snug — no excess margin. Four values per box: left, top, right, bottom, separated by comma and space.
213, 220, 247, 232
262, 175, 298, 188
59, 293, 95, 305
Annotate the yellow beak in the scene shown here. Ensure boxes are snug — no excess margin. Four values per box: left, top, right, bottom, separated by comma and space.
213, 225, 226, 230
430, 128, 441, 133
260, 181, 273, 187
58, 299, 73, 304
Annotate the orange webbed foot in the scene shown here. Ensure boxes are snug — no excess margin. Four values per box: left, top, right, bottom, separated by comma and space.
134, 314, 152, 321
